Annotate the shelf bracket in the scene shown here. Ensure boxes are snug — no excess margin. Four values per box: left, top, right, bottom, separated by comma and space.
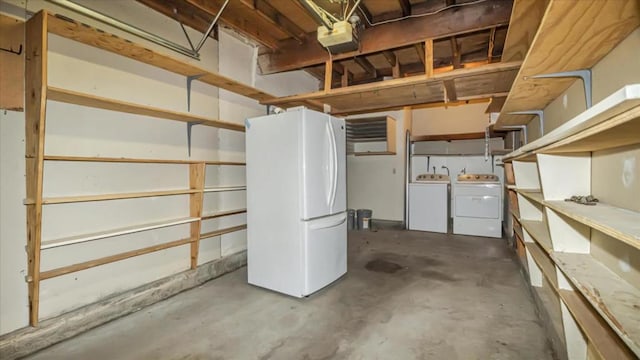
508, 110, 544, 137
186, 121, 204, 157
186, 74, 205, 112
500, 125, 528, 145
528, 69, 592, 108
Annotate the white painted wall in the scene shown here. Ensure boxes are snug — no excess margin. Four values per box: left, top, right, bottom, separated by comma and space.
0, 1, 317, 335
346, 110, 406, 221
412, 102, 491, 136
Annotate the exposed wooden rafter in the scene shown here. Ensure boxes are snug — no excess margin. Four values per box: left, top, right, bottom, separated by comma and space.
257, 0, 513, 74
354, 57, 377, 78
186, 0, 284, 49
398, 0, 412, 17
488, 27, 496, 62
450, 37, 461, 69
238, 0, 306, 43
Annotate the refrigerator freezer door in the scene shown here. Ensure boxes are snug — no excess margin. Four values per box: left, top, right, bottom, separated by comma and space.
302, 212, 347, 295
300, 110, 334, 220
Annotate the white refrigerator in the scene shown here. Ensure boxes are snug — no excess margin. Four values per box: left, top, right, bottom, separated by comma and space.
245, 107, 347, 297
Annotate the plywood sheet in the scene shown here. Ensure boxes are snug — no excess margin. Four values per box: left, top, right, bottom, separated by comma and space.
0, 14, 24, 111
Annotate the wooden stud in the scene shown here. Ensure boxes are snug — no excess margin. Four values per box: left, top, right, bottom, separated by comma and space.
324, 59, 333, 92
450, 37, 461, 69
488, 27, 496, 62
0, 15, 25, 111
354, 57, 377, 78
189, 163, 205, 269
341, 69, 351, 88
414, 43, 425, 65
24, 10, 48, 327
425, 39, 434, 77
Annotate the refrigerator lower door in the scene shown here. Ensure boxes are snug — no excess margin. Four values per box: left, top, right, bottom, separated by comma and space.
302, 212, 347, 296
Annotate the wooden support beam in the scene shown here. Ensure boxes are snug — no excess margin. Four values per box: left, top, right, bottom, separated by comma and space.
354, 56, 377, 78
392, 61, 401, 79
450, 36, 461, 69
382, 50, 397, 67
415, 43, 425, 65
324, 59, 333, 91
25, 10, 48, 327
189, 163, 205, 269
332, 61, 345, 75
341, 70, 352, 88
425, 39, 434, 77
488, 27, 496, 62
238, 0, 306, 43
398, 0, 412, 17
258, 0, 513, 73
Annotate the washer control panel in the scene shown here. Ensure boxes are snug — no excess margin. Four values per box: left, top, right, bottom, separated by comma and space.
456, 174, 499, 183
415, 174, 450, 182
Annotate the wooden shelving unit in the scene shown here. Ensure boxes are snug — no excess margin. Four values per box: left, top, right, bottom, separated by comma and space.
495, 0, 640, 127
504, 86, 640, 358
24, 10, 251, 326
499, 5, 640, 356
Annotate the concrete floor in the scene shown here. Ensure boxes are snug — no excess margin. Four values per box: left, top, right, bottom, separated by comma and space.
26, 230, 553, 360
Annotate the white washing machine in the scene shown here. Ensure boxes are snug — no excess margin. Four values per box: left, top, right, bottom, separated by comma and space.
452, 174, 502, 238
409, 174, 450, 233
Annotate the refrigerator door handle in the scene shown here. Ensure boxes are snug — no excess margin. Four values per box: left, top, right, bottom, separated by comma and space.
328, 119, 338, 209
309, 213, 347, 230
325, 121, 334, 207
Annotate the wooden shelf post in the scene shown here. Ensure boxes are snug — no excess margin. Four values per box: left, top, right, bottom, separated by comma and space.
189, 163, 205, 269
24, 11, 48, 327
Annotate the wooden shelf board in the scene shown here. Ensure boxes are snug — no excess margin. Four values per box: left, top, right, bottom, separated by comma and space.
352, 151, 396, 156
47, 87, 245, 132
46, 13, 270, 102
29, 189, 200, 205
200, 224, 247, 240
262, 61, 521, 114
44, 155, 200, 164
503, 85, 640, 161
40, 236, 192, 280
517, 189, 544, 205
496, 1, 640, 127
521, 220, 552, 253
43, 155, 246, 166
545, 200, 640, 251
559, 289, 636, 360
41, 217, 199, 250
205, 161, 246, 166
553, 252, 640, 356
541, 106, 640, 154
201, 209, 246, 221
203, 186, 246, 193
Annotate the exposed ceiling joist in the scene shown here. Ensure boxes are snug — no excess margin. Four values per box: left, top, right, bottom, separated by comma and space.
354, 57, 377, 78
382, 50, 397, 67
186, 0, 283, 49
398, 0, 412, 17
258, 0, 513, 74
450, 37, 461, 69
238, 0, 306, 43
